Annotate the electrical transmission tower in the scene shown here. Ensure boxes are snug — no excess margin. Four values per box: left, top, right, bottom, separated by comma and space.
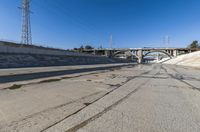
164, 35, 170, 48
21, 0, 32, 45
110, 34, 113, 49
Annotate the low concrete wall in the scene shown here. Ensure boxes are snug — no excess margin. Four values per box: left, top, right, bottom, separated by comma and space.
0, 41, 94, 57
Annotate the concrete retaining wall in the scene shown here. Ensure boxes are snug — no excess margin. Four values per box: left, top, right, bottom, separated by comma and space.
0, 41, 130, 68
0, 53, 119, 68
0, 41, 94, 57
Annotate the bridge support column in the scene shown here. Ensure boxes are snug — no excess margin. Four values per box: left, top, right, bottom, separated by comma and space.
93, 50, 97, 55
131, 51, 135, 61
105, 50, 114, 58
173, 50, 178, 57
168, 50, 172, 56
138, 49, 143, 64
105, 50, 111, 58
166, 50, 170, 55
171, 50, 174, 56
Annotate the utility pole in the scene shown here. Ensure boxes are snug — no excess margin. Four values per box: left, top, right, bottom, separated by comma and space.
21, 0, 32, 45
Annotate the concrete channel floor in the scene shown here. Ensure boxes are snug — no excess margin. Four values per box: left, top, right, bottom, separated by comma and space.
1, 64, 200, 132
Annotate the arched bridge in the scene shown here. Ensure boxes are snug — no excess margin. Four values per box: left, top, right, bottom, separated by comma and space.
143, 50, 173, 59
82, 48, 200, 63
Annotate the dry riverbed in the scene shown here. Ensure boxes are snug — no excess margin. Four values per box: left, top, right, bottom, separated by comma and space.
0, 64, 200, 132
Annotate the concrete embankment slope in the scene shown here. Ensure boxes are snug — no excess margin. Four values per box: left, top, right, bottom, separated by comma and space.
164, 51, 200, 68
0, 54, 127, 68
0, 41, 130, 68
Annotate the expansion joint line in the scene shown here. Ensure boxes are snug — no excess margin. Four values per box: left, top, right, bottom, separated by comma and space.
64, 70, 160, 132
41, 69, 153, 132
161, 65, 200, 92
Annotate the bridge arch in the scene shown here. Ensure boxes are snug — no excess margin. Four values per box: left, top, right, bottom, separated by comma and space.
112, 50, 133, 58
143, 50, 172, 58
113, 51, 126, 57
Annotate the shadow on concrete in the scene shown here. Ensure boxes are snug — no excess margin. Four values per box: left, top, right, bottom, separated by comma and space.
0, 64, 133, 84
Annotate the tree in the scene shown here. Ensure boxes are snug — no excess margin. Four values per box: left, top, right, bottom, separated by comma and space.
84, 45, 93, 49
72, 45, 94, 53
188, 40, 199, 48
78, 45, 84, 52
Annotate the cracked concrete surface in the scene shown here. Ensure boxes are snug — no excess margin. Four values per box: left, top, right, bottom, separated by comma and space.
1, 64, 200, 132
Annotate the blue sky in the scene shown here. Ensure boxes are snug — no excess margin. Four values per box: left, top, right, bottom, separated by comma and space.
0, 0, 200, 49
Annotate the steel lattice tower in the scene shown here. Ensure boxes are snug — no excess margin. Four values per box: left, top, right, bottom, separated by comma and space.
110, 34, 113, 49
21, 0, 32, 45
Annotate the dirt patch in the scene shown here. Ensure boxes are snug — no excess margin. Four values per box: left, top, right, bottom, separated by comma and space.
61, 75, 81, 79
84, 103, 92, 106
108, 84, 122, 88
39, 78, 62, 83
8, 84, 22, 90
